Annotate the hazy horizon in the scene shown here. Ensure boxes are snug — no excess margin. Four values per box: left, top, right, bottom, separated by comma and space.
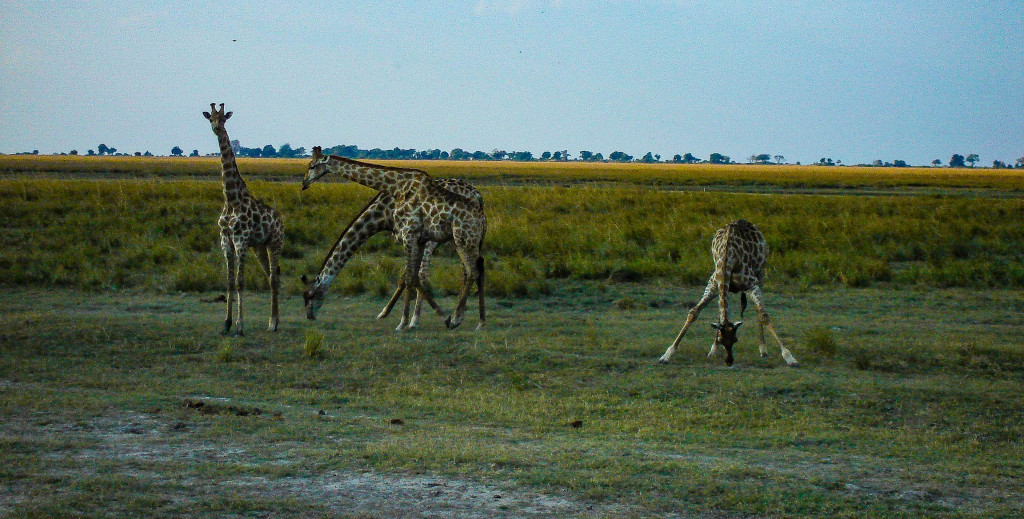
2, 1, 1022, 166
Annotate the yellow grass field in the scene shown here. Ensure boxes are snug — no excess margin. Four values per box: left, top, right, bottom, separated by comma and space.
3, 154, 1023, 191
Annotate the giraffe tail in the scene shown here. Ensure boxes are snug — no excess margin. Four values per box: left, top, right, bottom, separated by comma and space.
740, 292, 747, 319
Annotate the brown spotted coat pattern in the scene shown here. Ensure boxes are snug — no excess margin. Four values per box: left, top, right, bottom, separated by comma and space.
301, 178, 482, 328
658, 219, 797, 367
302, 148, 486, 331
203, 103, 284, 336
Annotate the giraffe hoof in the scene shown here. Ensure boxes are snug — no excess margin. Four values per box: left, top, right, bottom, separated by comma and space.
657, 357, 671, 365
760, 352, 769, 359
445, 316, 462, 330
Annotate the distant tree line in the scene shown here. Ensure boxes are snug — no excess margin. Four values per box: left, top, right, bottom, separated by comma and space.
19, 143, 1024, 169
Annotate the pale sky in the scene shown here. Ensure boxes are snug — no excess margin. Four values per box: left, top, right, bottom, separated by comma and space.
2, 1, 1022, 165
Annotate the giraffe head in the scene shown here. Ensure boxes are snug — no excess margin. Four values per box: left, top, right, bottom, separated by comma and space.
202, 103, 232, 133
300, 274, 325, 320
711, 320, 743, 366
302, 146, 330, 190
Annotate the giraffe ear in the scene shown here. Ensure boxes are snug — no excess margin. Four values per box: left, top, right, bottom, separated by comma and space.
312, 146, 322, 159
202, 112, 211, 120
224, 112, 232, 120
733, 321, 743, 330
301, 274, 309, 285
710, 322, 721, 330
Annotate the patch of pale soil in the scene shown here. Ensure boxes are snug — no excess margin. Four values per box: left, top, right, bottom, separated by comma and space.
5, 411, 658, 518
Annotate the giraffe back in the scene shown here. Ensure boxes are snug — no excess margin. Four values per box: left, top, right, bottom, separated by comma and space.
712, 219, 767, 292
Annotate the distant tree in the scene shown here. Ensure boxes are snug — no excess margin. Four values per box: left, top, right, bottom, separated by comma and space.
579, 150, 593, 161
171, 146, 183, 156
966, 153, 979, 167
144, 151, 153, 157
609, 151, 633, 162
993, 160, 1006, 168
510, 151, 533, 161
640, 152, 655, 163
69, 150, 78, 155
950, 154, 966, 167
541, 151, 552, 160
932, 159, 941, 167
709, 153, 729, 164
108, 147, 117, 155
893, 159, 908, 168
682, 153, 699, 164
472, 151, 490, 160
1017, 156, 1024, 168
753, 153, 771, 164
449, 148, 467, 160
592, 153, 604, 162
552, 151, 563, 161
278, 143, 296, 158
190, 149, 200, 157
261, 144, 277, 158
97, 144, 109, 155
748, 155, 758, 164
671, 154, 682, 163
491, 149, 507, 161
87, 149, 95, 156
774, 155, 785, 164
134, 152, 142, 157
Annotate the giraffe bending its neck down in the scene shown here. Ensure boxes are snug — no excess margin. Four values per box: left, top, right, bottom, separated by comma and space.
658, 219, 797, 367
300, 177, 483, 329
302, 147, 486, 331
203, 103, 284, 336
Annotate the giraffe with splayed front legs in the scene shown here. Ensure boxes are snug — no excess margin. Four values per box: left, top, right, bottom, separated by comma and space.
302, 147, 486, 331
300, 177, 483, 329
203, 103, 284, 336
658, 219, 797, 367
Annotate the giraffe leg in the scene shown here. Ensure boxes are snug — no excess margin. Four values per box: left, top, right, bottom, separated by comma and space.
475, 256, 486, 331
659, 275, 716, 364
221, 236, 235, 335
232, 241, 246, 337
267, 244, 281, 332
445, 234, 480, 330
410, 241, 438, 329
707, 276, 731, 363
378, 279, 406, 320
397, 238, 429, 332
747, 287, 797, 367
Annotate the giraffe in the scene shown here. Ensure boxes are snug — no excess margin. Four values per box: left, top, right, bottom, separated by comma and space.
300, 177, 483, 330
203, 103, 284, 336
658, 219, 797, 367
302, 147, 486, 331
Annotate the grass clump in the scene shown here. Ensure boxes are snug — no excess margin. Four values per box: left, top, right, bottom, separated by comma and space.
804, 326, 838, 358
302, 329, 326, 360
216, 339, 235, 363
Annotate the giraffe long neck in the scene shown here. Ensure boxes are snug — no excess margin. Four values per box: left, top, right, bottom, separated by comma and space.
325, 156, 418, 195
312, 195, 390, 293
215, 128, 248, 205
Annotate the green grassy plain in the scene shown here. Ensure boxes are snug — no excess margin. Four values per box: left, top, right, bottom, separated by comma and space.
1, 156, 1023, 517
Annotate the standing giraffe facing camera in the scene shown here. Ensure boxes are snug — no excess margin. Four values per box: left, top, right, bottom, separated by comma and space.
658, 219, 797, 367
203, 103, 284, 336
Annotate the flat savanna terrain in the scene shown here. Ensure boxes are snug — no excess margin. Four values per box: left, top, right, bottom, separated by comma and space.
2, 156, 1023, 517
